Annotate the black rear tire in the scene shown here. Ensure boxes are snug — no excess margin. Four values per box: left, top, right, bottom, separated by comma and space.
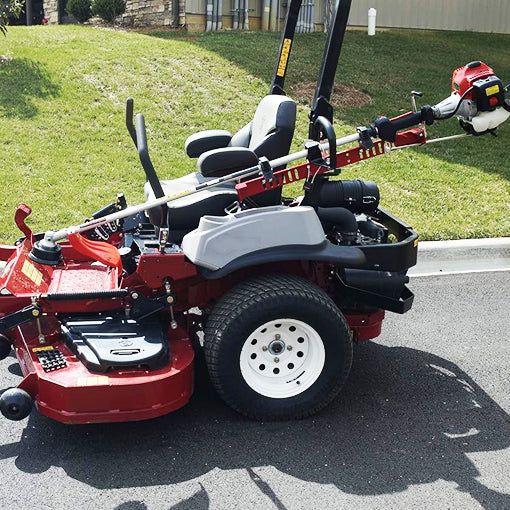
204, 273, 352, 420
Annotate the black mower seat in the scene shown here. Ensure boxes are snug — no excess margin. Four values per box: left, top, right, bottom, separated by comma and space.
185, 94, 297, 163
144, 172, 238, 232
145, 94, 296, 231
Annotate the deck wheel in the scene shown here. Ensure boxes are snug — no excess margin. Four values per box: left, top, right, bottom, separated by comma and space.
0, 334, 11, 360
0, 388, 33, 421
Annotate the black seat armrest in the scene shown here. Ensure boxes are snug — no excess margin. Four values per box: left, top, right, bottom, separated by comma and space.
185, 129, 233, 158
198, 147, 259, 178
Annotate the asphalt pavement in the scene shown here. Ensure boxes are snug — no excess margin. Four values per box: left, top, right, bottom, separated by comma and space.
0, 267, 509, 509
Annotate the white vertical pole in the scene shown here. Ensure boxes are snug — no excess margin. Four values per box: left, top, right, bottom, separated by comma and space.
262, 0, 270, 29
368, 7, 376, 35
243, 0, 249, 29
206, 0, 213, 31
233, 0, 239, 29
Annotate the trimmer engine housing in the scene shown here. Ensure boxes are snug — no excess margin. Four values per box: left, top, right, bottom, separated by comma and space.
431, 60, 510, 135
452, 61, 506, 111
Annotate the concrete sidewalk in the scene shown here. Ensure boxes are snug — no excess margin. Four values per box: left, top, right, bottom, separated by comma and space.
409, 237, 510, 277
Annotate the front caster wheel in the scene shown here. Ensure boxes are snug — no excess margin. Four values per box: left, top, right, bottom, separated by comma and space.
0, 388, 33, 421
0, 333, 12, 360
204, 273, 353, 420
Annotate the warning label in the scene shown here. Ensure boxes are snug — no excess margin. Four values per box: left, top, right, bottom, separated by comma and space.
276, 38, 292, 78
21, 260, 43, 286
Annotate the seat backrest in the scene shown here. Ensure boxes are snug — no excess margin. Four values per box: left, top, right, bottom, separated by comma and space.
230, 95, 297, 160
229, 95, 296, 207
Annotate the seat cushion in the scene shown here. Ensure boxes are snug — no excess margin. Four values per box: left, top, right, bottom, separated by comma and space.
144, 173, 238, 230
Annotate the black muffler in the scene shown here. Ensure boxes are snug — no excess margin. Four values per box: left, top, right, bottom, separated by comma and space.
335, 269, 413, 313
343, 269, 409, 299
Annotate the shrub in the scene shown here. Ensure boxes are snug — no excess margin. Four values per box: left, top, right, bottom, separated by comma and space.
0, 0, 23, 35
67, 0, 92, 23
91, 0, 126, 23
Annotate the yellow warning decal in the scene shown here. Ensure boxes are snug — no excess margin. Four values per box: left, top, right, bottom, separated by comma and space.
77, 376, 109, 386
33, 346, 56, 352
21, 260, 43, 286
414, 239, 419, 248
276, 38, 292, 78
485, 84, 500, 96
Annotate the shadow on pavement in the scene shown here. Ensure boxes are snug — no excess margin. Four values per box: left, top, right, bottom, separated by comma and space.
1, 341, 508, 509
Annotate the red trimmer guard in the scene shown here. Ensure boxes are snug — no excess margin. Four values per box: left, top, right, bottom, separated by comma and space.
68, 232, 123, 270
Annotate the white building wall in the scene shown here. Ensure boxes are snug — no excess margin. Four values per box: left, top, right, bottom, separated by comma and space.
347, 0, 509, 34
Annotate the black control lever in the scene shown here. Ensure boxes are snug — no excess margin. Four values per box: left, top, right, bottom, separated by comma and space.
126, 98, 137, 148
135, 114, 165, 199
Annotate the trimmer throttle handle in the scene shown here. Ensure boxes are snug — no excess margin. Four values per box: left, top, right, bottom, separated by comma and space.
373, 106, 434, 142
392, 106, 434, 130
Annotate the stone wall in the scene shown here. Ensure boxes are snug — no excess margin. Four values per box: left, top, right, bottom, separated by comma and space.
43, 0, 178, 27
44, 0, 59, 24
122, 0, 174, 27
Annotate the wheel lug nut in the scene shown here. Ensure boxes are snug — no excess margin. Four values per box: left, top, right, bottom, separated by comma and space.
275, 334, 281, 340
262, 346, 268, 352
287, 345, 293, 351
274, 357, 279, 363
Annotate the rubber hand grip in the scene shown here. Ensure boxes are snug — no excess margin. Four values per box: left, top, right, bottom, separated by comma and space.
390, 111, 423, 131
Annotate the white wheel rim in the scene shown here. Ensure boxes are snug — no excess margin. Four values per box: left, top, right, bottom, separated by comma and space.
239, 318, 326, 399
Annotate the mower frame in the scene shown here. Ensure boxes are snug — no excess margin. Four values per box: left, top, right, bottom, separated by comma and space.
0, 0, 507, 424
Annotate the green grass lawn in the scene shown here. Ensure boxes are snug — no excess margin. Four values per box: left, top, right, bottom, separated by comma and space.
0, 25, 508, 243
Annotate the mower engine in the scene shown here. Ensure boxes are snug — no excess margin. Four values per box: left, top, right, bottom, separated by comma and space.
433, 61, 510, 135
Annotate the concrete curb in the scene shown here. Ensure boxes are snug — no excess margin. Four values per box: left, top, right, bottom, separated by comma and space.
410, 237, 510, 276
417, 237, 510, 251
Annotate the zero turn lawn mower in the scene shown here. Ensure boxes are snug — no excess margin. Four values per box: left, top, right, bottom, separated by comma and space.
0, 0, 508, 424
